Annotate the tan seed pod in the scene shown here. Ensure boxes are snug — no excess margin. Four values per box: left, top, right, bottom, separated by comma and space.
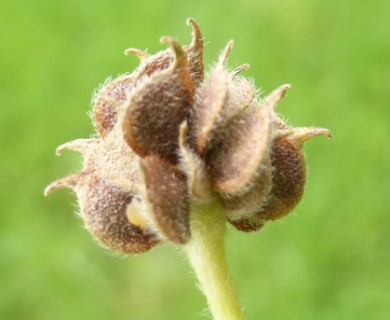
45, 19, 331, 253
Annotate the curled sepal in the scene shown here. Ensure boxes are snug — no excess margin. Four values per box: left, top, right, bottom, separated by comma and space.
93, 75, 136, 137
231, 64, 250, 78
185, 18, 204, 87
122, 38, 194, 163
286, 127, 333, 146
262, 84, 292, 129
124, 48, 150, 62
45, 171, 160, 253
207, 102, 271, 194
55, 138, 99, 156
44, 173, 82, 196
263, 84, 291, 111
55, 138, 99, 168
140, 155, 190, 244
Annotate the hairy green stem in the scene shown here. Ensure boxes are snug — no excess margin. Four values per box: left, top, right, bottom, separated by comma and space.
184, 201, 245, 320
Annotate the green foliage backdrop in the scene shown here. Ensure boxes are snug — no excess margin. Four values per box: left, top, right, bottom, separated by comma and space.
1, 0, 389, 319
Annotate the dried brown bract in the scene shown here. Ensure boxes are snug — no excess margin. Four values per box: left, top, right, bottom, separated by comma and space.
45, 19, 331, 253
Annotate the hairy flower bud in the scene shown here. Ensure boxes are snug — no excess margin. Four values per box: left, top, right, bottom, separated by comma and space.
45, 19, 331, 254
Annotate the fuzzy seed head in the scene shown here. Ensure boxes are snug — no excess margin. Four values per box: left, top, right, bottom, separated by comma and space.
45, 19, 331, 253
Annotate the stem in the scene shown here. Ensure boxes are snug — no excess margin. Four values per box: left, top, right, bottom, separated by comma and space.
184, 201, 245, 320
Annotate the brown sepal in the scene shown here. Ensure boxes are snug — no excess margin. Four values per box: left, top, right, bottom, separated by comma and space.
190, 41, 255, 155
93, 75, 135, 137
207, 102, 271, 194
122, 38, 194, 163
229, 127, 331, 232
258, 138, 306, 220
45, 170, 160, 253
220, 156, 272, 218
185, 18, 204, 87
227, 139, 305, 232
140, 155, 191, 244
191, 63, 228, 155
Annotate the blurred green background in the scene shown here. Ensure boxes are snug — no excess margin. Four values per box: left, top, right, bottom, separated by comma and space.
1, 0, 389, 319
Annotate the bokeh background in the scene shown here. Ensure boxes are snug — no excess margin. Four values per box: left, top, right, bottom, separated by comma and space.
1, 0, 389, 319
